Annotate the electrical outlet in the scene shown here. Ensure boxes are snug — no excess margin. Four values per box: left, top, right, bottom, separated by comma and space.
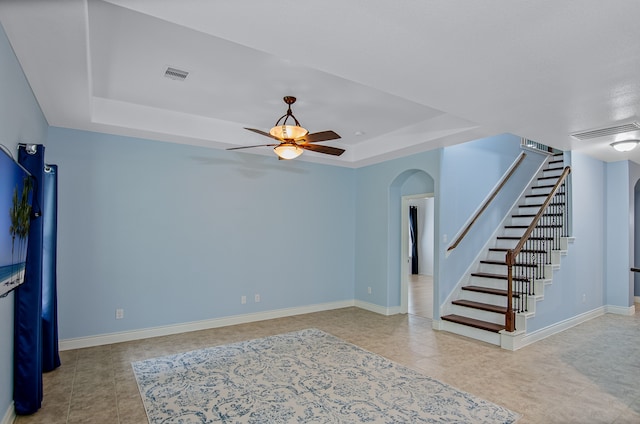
367, 286, 372, 295
115, 308, 124, 319
255, 294, 261, 303
241, 295, 246, 304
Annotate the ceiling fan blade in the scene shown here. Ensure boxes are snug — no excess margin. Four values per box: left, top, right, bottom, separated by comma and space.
244, 127, 281, 140
227, 144, 278, 151
298, 130, 341, 143
300, 143, 345, 156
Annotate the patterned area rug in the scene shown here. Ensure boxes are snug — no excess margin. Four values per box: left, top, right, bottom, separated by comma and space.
132, 329, 520, 423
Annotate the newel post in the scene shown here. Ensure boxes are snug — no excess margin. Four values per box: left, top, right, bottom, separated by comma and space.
505, 250, 516, 332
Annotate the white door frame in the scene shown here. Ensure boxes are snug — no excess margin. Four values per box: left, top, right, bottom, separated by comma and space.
401, 193, 434, 314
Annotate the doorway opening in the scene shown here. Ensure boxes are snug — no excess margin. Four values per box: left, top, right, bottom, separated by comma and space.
401, 194, 434, 319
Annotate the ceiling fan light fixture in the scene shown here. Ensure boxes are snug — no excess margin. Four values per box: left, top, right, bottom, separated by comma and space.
611, 140, 640, 152
273, 143, 304, 160
269, 124, 308, 140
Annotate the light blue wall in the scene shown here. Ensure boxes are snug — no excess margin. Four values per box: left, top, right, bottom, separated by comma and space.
0, 23, 48, 419
629, 161, 640, 298
45, 128, 356, 339
438, 135, 547, 308
354, 151, 439, 308
605, 161, 633, 307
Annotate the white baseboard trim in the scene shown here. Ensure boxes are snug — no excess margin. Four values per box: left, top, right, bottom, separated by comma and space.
606, 303, 636, 316
515, 307, 605, 350
1, 402, 14, 424
354, 300, 401, 316
59, 300, 355, 351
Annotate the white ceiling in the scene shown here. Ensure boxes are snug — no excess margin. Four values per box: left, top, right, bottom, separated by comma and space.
1, 0, 640, 167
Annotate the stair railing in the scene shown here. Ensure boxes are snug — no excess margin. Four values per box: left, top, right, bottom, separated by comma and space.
447, 152, 527, 253
505, 165, 570, 332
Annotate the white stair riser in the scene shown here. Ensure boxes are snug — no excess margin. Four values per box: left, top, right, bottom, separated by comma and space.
503, 227, 526, 237
450, 304, 505, 325
510, 216, 534, 226
486, 251, 509, 262
459, 290, 508, 307
531, 186, 553, 195
469, 275, 509, 290
524, 196, 550, 205
518, 205, 542, 214
542, 169, 562, 178
495, 239, 518, 249
477, 263, 508, 274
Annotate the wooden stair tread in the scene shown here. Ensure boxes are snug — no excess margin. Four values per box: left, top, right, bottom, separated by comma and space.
471, 272, 528, 282
538, 175, 562, 180
504, 225, 562, 229
512, 213, 563, 218
452, 299, 508, 314
462, 285, 519, 297
441, 314, 505, 333
489, 247, 546, 253
497, 236, 554, 240
480, 260, 537, 268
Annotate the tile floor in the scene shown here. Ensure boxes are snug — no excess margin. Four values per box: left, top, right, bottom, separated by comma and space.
408, 273, 433, 319
15, 306, 640, 424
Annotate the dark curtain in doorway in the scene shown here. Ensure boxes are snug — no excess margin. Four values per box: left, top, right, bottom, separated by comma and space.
15, 145, 60, 415
409, 206, 419, 274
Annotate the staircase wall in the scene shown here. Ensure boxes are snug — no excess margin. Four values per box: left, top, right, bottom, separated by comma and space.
524, 152, 607, 333
438, 136, 547, 312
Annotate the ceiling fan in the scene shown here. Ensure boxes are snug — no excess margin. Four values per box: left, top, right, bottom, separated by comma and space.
227, 96, 345, 160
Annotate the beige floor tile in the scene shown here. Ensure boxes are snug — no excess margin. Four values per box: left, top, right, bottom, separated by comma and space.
16, 305, 640, 423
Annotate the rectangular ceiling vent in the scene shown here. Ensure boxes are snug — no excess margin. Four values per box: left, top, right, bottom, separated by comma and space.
571, 122, 640, 140
164, 67, 189, 81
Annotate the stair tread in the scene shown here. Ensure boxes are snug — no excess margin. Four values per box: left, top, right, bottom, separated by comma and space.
480, 260, 537, 267
441, 314, 505, 333
452, 299, 508, 314
489, 247, 547, 253
462, 285, 520, 297
512, 213, 563, 218
504, 225, 562, 229
538, 175, 562, 180
521, 202, 565, 208
471, 272, 528, 282
497, 236, 554, 240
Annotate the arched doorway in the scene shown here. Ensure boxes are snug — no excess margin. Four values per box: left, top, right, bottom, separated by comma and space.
388, 169, 436, 315
403, 194, 434, 318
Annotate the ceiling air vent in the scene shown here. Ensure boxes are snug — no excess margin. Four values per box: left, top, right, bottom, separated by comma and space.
571, 122, 640, 140
164, 67, 189, 81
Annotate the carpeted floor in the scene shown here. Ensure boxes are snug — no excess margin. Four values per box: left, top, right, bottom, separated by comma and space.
132, 328, 520, 423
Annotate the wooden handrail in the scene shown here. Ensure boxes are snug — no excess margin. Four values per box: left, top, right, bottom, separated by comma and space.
505, 165, 571, 332
447, 152, 527, 252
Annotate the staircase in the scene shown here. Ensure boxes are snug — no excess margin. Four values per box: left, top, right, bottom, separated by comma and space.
440, 152, 570, 346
